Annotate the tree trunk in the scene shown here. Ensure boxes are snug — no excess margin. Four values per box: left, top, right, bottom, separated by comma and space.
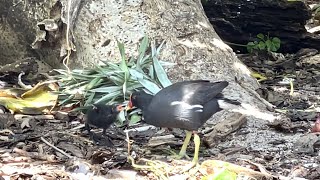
0, 0, 290, 151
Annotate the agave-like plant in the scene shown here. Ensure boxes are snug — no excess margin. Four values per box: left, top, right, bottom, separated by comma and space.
54, 36, 174, 125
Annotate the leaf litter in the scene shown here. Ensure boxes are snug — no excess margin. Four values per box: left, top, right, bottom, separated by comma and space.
1, 37, 320, 179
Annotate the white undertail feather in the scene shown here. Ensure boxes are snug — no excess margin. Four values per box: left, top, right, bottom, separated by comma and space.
218, 100, 279, 122
217, 99, 240, 110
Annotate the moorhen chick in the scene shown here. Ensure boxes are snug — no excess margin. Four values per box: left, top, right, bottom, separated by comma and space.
127, 80, 240, 168
85, 103, 123, 138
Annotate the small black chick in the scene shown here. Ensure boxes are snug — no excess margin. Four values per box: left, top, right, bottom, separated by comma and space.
85, 104, 123, 136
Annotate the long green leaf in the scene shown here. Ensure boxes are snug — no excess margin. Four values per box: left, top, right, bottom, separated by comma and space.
58, 94, 75, 106
109, 75, 124, 85
73, 69, 94, 74
106, 62, 122, 71
149, 41, 172, 88
126, 83, 144, 91
138, 79, 161, 94
129, 69, 145, 80
156, 40, 165, 55
149, 64, 154, 80
122, 81, 127, 99
117, 40, 130, 99
62, 81, 87, 90
90, 86, 122, 93
117, 41, 129, 77
84, 92, 96, 106
140, 55, 151, 69
137, 36, 149, 70
85, 77, 101, 90
95, 91, 122, 104
152, 55, 172, 88
95, 65, 120, 76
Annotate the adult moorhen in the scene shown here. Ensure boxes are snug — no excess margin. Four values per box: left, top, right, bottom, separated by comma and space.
127, 80, 240, 168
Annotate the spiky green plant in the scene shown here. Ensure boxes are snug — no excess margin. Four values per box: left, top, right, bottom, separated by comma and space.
53, 36, 173, 125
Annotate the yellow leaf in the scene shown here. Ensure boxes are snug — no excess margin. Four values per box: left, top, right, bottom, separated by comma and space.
0, 81, 59, 114
0, 88, 25, 99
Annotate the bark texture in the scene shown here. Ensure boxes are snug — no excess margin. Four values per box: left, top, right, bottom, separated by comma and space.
203, 0, 320, 53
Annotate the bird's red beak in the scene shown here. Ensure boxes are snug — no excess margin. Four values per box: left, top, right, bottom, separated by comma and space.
126, 94, 133, 111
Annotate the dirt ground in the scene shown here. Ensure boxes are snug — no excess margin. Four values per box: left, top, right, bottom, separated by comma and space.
0, 47, 319, 180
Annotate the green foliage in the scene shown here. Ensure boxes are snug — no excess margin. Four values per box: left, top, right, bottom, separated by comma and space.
54, 36, 173, 125
201, 0, 209, 4
246, 33, 281, 53
201, 169, 237, 180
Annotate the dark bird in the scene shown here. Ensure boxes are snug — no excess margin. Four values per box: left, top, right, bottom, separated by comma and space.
127, 80, 240, 168
85, 103, 123, 136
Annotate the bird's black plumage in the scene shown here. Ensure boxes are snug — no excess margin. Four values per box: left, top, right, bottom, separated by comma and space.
128, 80, 241, 169
85, 104, 122, 135
129, 80, 238, 131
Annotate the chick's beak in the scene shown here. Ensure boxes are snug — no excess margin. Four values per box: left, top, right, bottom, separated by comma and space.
116, 105, 124, 112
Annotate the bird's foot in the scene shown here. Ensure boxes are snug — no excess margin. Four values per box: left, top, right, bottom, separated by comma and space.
176, 151, 191, 160
182, 159, 199, 172
165, 149, 191, 160
128, 156, 170, 179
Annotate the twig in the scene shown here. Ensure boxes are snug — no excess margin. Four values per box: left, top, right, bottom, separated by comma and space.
40, 137, 72, 159
71, 124, 85, 130
18, 71, 32, 89
124, 129, 134, 156
62, 0, 72, 73
241, 159, 274, 178
289, 80, 294, 96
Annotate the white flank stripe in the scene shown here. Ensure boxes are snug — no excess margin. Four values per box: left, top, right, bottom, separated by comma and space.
170, 101, 203, 110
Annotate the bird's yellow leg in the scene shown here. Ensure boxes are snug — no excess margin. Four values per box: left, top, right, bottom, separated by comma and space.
177, 131, 192, 159
166, 131, 192, 159
182, 132, 200, 172
191, 133, 200, 165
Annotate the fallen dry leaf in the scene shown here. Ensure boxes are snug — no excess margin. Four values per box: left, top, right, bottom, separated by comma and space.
200, 160, 273, 180
21, 118, 31, 129
0, 81, 59, 114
